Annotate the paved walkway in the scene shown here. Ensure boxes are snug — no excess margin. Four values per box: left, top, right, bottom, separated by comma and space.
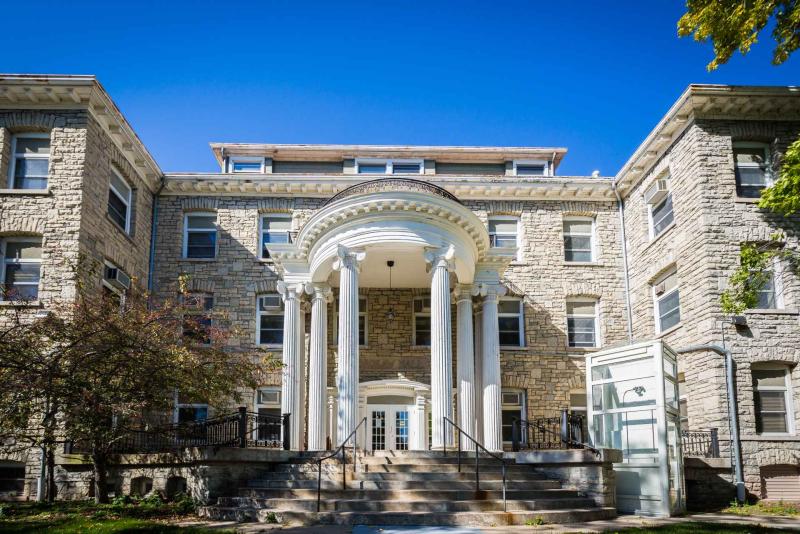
178, 513, 800, 533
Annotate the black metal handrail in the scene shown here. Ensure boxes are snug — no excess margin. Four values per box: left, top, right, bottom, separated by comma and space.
316, 417, 368, 512
442, 416, 507, 512
512, 410, 600, 456
682, 428, 720, 458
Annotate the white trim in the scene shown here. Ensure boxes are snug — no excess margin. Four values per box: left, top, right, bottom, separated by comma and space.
648, 191, 674, 240
563, 216, 595, 263
488, 215, 520, 260
498, 296, 525, 348
411, 295, 431, 347
0, 236, 42, 301
259, 213, 292, 259
733, 141, 773, 194
228, 156, 266, 173
501, 387, 527, 444
355, 158, 425, 175
7, 133, 50, 189
566, 298, 599, 348
653, 269, 680, 334
182, 212, 218, 259
108, 167, 132, 233
257, 293, 284, 347
513, 159, 550, 177
752, 363, 795, 436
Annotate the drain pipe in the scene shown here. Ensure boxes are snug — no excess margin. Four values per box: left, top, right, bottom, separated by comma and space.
147, 177, 166, 293
676, 344, 745, 504
612, 182, 634, 342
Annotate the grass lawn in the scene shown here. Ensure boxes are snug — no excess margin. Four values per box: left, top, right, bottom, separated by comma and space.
0, 499, 231, 533
612, 522, 797, 533
721, 501, 800, 517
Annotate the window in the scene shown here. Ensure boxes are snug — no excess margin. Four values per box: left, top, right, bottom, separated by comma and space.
8, 134, 49, 189
183, 213, 217, 259
1, 238, 42, 301
257, 294, 284, 345
176, 403, 208, 424
488, 216, 518, 249
734, 143, 771, 198
653, 270, 680, 333
498, 298, 524, 347
255, 387, 282, 441
513, 160, 548, 176
501, 389, 526, 443
412, 296, 431, 346
260, 214, 292, 259
336, 296, 367, 346
563, 218, 594, 262
752, 365, 793, 434
678, 373, 688, 426
102, 260, 130, 307
356, 159, 423, 175
569, 391, 587, 417
228, 157, 264, 173
567, 300, 598, 348
649, 194, 674, 238
752, 256, 784, 310
107, 169, 132, 233
182, 294, 213, 345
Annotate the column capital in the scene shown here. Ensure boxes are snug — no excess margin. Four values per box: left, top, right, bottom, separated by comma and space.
452, 284, 475, 303
276, 280, 305, 301
474, 283, 507, 301
424, 245, 455, 272
305, 283, 333, 302
333, 245, 366, 272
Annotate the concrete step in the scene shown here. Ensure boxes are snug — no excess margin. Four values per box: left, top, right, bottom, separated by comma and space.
216, 496, 597, 512
255, 470, 546, 482
243, 479, 562, 490
274, 462, 537, 474
238, 487, 581, 501
198, 506, 617, 526
359, 456, 511, 466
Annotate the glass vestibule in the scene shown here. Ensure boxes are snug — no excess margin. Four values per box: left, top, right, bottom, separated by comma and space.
586, 340, 685, 517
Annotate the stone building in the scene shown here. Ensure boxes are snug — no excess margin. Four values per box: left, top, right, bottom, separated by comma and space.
0, 75, 799, 503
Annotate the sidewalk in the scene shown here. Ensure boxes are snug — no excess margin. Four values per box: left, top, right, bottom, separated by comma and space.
177, 512, 800, 533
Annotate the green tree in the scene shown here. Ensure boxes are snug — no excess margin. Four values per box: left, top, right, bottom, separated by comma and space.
678, 0, 800, 70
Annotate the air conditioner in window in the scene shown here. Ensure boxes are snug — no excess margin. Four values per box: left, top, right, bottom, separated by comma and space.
654, 282, 666, 296
104, 265, 131, 291
644, 179, 669, 205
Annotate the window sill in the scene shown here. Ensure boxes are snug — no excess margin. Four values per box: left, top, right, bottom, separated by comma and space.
499, 345, 528, 351
656, 323, 683, 338
179, 257, 218, 262
734, 197, 761, 204
566, 346, 600, 353
741, 434, 800, 442
644, 222, 676, 251
258, 344, 282, 350
745, 308, 799, 316
104, 214, 135, 243
562, 261, 603, 267
0, 188, 50, 196
0, 300, 41, 308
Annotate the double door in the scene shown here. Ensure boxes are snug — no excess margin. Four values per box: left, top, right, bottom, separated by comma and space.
368, 405, 411, 451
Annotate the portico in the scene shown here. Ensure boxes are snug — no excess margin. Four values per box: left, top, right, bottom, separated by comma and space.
267, 179, 515, 452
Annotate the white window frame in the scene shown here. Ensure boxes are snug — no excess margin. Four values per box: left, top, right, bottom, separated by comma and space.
257, 294, 284, 347
752, 256, 785, 310
498, 297, 525, 348
412, 296, 431, 347
182, 212, 218, 259
512, 159, 550, 177
0, 237, 42, 301
501, 388, 527, 444
255, 387, 281, 408
563, 216, 595, 263
7, 133, 50, 190
648, 192, 675, 240
335, 296, 368, 346
569, 390, 587, 416
108, 167, 132, 233
259, 213, 292, 259
733, 142, 773, 197
227, 156, 265, 173
488, 215, 520, 260
355, 158, 424, 175
653, 269, 681, 334
752, 364, 794, 436
566, 299, 599, 349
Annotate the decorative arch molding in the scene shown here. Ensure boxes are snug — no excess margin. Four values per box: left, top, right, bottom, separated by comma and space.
359, 378, 431, 398
181, 197, 219, 211
0, 216, 45, 235
257, 198, 296, 212
564, 282, 603, 299
752, 448, 800, 468
253, 278, 279, 294
746, 352, 800, 366
500, 372, 529, 390
185, 278, 215, 294
486, 201, 525, 217
101, 244, 133, 276
646, 257, 678, 284
562, 210, 597, 219
729, 227, 786, 244
0, 111, 70, 131
727, 121, 781, 144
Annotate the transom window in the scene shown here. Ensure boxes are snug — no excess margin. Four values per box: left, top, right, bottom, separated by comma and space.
260, 214, 292, 259
335, 296, 368, 346
107, 168, 132, 233
653, 269, 680, 333
563, 218, 594, 262
8, 134, 50, 189
356, 159, 423, 175
567, 300, 598, 348
183, 213, 217, 259
257, 294, 284, 346
498, 298, 524, 347
413, 296, 431, 346
734, 143, 771, 198
488, 216, 518, 250
752, 365, 793, 435
182, 294, 214, 346
649, 193, 674, 238
1, 238, 42, 301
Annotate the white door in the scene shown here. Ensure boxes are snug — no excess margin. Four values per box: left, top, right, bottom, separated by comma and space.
369, 405, 412, 451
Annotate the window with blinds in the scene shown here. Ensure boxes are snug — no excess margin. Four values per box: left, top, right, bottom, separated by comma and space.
753, 366, 793, 434
488, 217, 518, 249
563, 218, 594, 262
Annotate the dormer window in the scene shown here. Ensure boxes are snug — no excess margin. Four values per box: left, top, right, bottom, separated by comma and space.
513, 160, 549, 177
228, 157, 264, 173
356, 159, 423, 175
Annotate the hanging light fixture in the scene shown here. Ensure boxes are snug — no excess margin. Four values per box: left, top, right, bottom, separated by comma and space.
385, 260, 396, 321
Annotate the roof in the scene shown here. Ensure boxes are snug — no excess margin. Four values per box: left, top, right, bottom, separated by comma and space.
0, 74, 163, 190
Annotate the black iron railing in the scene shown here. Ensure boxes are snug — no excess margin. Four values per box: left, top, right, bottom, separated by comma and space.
682, 428, 720, 458
511, 410, 599, 455
65, 407, 290, 454
317, 417, 368, 512
443, 416, 507, 512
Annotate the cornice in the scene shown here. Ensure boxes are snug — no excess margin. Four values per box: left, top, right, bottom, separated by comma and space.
0, 74, 162, 191
162, 173, 616, 201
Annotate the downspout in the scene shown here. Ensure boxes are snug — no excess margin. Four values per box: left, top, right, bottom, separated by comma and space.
676, 344, 745, 504
612, 182, 634, 342
147, 177, 166, 293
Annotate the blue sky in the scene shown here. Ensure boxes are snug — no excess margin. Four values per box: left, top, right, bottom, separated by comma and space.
3, 1, 797, 175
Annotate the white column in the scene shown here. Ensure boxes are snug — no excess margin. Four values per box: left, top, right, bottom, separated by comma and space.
480, 283, 507, 452
306, 283, 331, 451
426, 246, 455, 449
333, 245, 365, 447
277, 281, 304, 450
473, 306, 484, 446
454, 285, 476, 450
411, 393, 427, 451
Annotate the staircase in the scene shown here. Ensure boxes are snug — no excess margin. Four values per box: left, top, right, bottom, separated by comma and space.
199, 450, 616, 527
